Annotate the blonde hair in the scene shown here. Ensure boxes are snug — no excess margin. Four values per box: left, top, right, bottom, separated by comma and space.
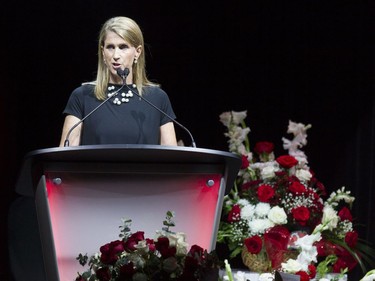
95, 16, 158, 100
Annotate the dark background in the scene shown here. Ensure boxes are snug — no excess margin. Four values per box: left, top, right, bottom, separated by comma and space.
1, 0, 375, 280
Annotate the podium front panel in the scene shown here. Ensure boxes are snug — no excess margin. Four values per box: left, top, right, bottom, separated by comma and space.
37, 165, 226, 281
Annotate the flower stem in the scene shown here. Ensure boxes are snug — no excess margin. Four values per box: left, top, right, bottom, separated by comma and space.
224, 259, 234, 281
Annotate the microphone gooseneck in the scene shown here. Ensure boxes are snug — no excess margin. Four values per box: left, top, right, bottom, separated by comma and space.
118, 68, 197, 148
64, 70, 129, 147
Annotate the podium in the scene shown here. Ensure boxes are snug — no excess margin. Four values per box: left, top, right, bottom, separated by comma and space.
15, 145, 241, 281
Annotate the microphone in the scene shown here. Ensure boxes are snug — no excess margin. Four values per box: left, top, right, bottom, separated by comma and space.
117, 68, 197, 148
63, 71, 129, 147
117, 67, 129, 80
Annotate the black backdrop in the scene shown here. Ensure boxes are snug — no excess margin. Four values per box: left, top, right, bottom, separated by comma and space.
1, 1, 375, 280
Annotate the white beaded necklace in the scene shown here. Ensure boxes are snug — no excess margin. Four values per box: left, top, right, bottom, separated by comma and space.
107, 84, 136, 105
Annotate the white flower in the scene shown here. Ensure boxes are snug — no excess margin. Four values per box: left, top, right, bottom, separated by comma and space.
321, 205, 339, 231
295, 169, 312, 182
260, 165, 277, 180
219, 110, 248, 127
362, 274, 375, 281
134, 240, 149, 252
285, 232, 321, 271
240, 204, 256, 220
249, 218, 274, 235
295, 156, 309, 167
250, 161, 276, 170
268, 206, 288, 224
297, 246, 318, 266
327, 186, 355, 206
237, 144, 251, 156
287, 120, 312, 139
237, 198, 250, 206
233, 271, 248, 281
243, 152, 253, 163
281, 121, 311, 165
258, 273, 274, 281
231, 110, 248, 125
255, 202, 271, 218
227, 127, 251, 153
219, 112, 232, 127
281, 258, 304, 273
295, 232, 321, 250
167, 232, 189, 256
360, 269, 375, 281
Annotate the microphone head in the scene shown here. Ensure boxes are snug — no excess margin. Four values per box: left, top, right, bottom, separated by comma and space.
116, 68, 130, 79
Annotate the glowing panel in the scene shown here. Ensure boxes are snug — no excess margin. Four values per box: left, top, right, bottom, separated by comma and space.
43, 172, 223, 281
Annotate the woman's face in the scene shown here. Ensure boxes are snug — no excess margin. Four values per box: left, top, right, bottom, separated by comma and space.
102, 31, 141, 84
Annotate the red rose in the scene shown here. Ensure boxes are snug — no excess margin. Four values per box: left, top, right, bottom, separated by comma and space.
188, 244, 204, 258
276, 155, 298, 168
315, 181, 327, 196
155, 236, 169, 250
338, 206, 353, 222
345, 231, 358, 248
254, 141, 274, 154
295, 271, 310, 281
257, 184, 275, 202
146, 238, 156, 252
96, 267, 111, 281
291, 206, 310, 226
288, 181, 307, 194
227, 204, 241, 222
241, 155, 250, 169
124, 231, 144, 252
332, 258, 348, 273
241, 180, 262, 191
155, 236, 177, 258
100, 240, 125, 265
315, 239, 337, 257
119, 262, 136, 280
334, 245, 358, 272
181, 256, 199, 278
308, 264, 317, 279
244, 235, 263, 254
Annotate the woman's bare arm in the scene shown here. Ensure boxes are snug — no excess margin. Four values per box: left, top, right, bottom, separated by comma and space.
59, 115, 82, 147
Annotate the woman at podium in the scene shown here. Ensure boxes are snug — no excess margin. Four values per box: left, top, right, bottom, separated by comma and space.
59, 16, 178, 147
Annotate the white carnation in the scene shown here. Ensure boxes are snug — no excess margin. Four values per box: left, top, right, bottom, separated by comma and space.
255, 202, 271, 218
237, 198, 250, 206
249, 218, 274, 235
241, 204, 255, 220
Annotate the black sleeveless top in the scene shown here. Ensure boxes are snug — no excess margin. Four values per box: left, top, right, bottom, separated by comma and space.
63, 83, 176, 145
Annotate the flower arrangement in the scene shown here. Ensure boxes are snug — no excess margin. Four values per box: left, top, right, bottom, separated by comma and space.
75, 211, 220, 281
217, 110, 375, 281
